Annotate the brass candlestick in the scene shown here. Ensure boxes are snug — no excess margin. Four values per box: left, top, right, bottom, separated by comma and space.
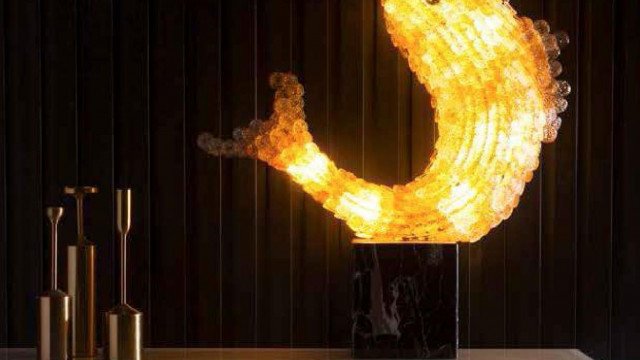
104, 189, 143, 360
65, 186, 98, 358
38, 207, 70, 360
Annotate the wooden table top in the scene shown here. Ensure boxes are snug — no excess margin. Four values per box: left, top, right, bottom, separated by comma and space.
0, 348, 592, 360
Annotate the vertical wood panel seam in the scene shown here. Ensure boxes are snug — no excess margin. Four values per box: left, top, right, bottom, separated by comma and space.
1, 0, 6, 345
253, 0, 258, 347
145, 0, 152, 341
112, 0, 118, 308
324, 0, 330, 347
75, 0, 82, 181
37, 0, 44, 301
608, 1, 616, 358
288, 0, 294, 348
182, 1, 187, 347
469, 243, 473, 348
539, 0, 545, 347
573, 0, 581, 348
538, 115, 542, 348
39, 0, 45, 292
146, 0, 153, 343
612, 0, 620, 353
73, 0, 78, 182
361, 0, 365, 178
503, 227, 506, 348
39, 0, 48, 288
289, 180, 293, 346
218, 0, 223, 346
110, 0, 116, 308
579, 0, 591, 350
539, 4, 545, 348
537, 177, 542, 349
112, 0, 118, 153
396, 53, 400, 183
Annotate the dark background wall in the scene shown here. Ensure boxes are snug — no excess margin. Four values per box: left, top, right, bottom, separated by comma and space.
0, 0, 638, 358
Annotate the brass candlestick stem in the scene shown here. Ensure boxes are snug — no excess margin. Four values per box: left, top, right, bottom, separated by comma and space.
118, 188, 131, 305
104, 189, 143, 360
65, 186, 98, 358
38, 207, 70, 360
48, 208, 63, 290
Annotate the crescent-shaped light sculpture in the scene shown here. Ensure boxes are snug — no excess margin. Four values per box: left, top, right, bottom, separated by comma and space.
199, 0, 570, 244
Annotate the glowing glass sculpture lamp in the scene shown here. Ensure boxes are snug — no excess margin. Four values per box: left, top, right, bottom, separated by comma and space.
200, 0, 569, 357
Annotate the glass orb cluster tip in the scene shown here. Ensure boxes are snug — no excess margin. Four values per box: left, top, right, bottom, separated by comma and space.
199, 0, 570, 244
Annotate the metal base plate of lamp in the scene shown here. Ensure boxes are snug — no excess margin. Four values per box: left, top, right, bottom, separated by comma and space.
352, 241, 458, 359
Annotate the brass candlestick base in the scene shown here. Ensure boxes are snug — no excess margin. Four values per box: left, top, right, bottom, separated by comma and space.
104, 304, 143, 360
67, 243, 97, 358
38, 290, 71, 360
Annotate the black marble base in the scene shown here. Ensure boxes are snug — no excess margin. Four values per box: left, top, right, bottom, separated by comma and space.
352, 244, 458, 359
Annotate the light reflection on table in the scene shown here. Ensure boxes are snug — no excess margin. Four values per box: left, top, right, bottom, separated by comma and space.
0, 348, 592, 360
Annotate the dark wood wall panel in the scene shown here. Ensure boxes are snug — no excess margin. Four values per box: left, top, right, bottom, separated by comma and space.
291, 0, 330, 346
2, 0, 639, 357
577, 1, 615, 359
149, 0, 187, 346
184, 0, 221, 347
255, 0, 291, 347
113, 0, 151, 344
5, 0, 42, 346
468, 227, 507, 347
0, 0, 6, 347
541, 0, 579, 348
611, 1, 640, 359
219, 0, 257, 347
325, 0, 362, 347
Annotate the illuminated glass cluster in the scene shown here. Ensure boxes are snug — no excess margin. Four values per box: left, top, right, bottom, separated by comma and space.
199, 0, 570, 243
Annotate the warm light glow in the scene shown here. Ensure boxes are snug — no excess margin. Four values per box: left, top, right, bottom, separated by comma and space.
337, 190, 384, 238
286, 143, 330, 186
199, 0, 570, 243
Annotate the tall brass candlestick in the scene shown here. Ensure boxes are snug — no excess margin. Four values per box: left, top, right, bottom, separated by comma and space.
38, 207, 70, 360
104, 189, 143, 360
65, 186, 98, 358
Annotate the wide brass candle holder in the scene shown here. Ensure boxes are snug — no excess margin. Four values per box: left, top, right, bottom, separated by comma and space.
38, 207, 71, 360
65, 186, 98, 358
104, 188, 143, 360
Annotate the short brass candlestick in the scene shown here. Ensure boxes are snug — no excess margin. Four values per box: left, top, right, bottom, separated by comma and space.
65, 186, 98, 358
38, 207, 70, 360
104, 189, 143, 360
